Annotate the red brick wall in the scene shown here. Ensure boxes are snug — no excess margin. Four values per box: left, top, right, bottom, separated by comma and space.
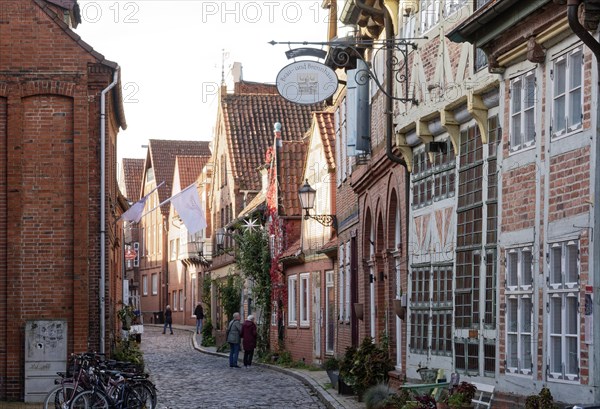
501, 164, 537, 232
549, 147, 591, 222
0, 0, 123, 399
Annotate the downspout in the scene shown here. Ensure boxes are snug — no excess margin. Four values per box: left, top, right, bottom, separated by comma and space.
567, 0, 600, 402
100, 66, 119, 354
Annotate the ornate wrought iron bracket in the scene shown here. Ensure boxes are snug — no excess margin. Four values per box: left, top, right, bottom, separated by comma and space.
304, 213, 338, 230
269, 37, 422, 105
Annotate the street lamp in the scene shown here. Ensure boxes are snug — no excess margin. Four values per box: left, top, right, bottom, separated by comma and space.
298, 179, 337, 229
215, 227, 235, 255
192, 240, 211, 265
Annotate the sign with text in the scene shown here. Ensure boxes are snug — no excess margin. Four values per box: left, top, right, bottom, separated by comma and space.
276, 61, 338, 105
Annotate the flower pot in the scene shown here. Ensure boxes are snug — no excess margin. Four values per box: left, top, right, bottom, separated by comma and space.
326, 369, 339, 390
436, 403, 449, 409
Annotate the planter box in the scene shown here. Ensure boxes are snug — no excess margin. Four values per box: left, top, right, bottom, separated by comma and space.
338, 378, 355, 396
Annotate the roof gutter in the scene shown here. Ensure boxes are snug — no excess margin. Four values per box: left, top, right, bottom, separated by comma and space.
99, 66, 119, 354
568, 0, 600, 403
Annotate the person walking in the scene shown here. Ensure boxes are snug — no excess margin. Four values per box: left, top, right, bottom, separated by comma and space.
162, 305, 173, 334
194, 303, 204, 335
241, 315, 257, 368
226, 312, 242, 368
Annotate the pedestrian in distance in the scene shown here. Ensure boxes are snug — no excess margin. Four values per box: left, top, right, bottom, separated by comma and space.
163, 305, 173, 334
241, 315, 257, 368
226, 312, 242, 368
194, 302, 204, 335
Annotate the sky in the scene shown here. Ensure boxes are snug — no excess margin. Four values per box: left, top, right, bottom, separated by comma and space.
75, 0, 332, 163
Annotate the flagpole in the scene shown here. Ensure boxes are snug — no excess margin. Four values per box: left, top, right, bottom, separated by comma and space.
138, 183, 198, 220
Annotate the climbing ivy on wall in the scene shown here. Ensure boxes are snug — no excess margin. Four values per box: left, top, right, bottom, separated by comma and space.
235, 227, 271, 355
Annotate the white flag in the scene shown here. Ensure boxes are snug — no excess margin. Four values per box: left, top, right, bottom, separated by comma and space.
120, 182, 164, 223
171, 184, 207, 234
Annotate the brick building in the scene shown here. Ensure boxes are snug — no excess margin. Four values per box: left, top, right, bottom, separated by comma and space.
0, 0, 126, 400
137, 140, 210, 323
207, 69, 321, 343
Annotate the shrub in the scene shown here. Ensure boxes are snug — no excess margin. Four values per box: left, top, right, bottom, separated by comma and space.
364, 383, 392, 409
113, 337, 144, 370
323, 357, 340, 371
339, 337, 394, 397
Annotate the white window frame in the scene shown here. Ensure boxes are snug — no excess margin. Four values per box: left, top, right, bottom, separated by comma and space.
172, 292, 177, 311
419, 0, 440, 34
509, 70, 536, 152
142, 275, 148, 296
288, 275, 298, 327
552, 47, 583, 138
339, 244, 345, 320
179, 290, 184, 311
505, 246, 534, 376
548, 240, 580, 382
170, 238, 179, 261
300, 273, 310, 327
326, 270, 335, 354
401, 12, 416, 39
151, 273, 158, 295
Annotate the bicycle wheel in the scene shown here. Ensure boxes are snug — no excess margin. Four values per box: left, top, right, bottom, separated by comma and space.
69, 390, 110, 409
125, 383, 155, 409
43, 384, 80, 409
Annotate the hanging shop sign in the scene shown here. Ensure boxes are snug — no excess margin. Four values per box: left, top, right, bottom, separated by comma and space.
276, 60, 338, 105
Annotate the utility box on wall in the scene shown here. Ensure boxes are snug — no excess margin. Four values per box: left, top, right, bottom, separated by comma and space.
24, 320, 67, 402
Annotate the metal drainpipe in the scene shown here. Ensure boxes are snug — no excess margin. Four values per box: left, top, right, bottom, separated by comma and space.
100, 66, 119, 354
567, 0, 600, 402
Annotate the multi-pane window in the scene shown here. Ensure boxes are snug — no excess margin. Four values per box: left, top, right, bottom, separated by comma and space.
412, 149, 433, 208
420, 0, 440, 33
431, 265, 453, 356
142, 275, 148, 296
410, 266, 430, 354
402, 12, 416, 39
133, 242, 140, 267
506, 246, 534, 375
170, 238, 179, 261
326, 271, 335, 353
510, 70, 536, 152
444, 0, 467, 17
433, 140, 456, 201
300, 273, 310, 327
335, 98, 348, 186
548, 241, 580, 381
338, 244, 345, 320
552, 48, 583, 137
288, 275, 298, 326
179, 290, 184, 311
151, 273, 158, 295
172, 292, 177, 311
475, 47, 488, 72
454, 121, 497, 376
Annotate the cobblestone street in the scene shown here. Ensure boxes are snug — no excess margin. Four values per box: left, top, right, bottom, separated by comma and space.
141, 327, 327, 409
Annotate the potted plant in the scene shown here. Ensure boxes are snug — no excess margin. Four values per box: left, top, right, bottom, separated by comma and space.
415, 394, 437, 409
338, 346, 357, 395
323, 357, 340, 390
525, 387, 557, 409
117, 304, 135, 331
338, 337, 394, 399
448, 382, 476, 409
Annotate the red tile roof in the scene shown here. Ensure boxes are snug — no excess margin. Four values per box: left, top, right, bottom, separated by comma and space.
278, 140, 308, 217
313, 111, 336, 170
221, 81, 324, 192
122, 158, 144, 202
147, 140, 211, 215
279, 238, 302, 261
176, 155, 210, 189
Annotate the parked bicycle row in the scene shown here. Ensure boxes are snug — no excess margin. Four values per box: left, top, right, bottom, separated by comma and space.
43, 351, 156, 409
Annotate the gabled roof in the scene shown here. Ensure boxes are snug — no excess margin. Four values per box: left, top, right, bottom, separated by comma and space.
313, 111, 336, 171
221, 81, 324, 192
176, 155, 210, 189
146, 140, 211, 215
279, 140, 308, 217
122, 158, 144, 202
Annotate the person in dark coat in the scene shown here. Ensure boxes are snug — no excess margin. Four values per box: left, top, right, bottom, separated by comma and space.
162, 305, 173, 334
194, 303, 204, 335
241, 315, 257, 368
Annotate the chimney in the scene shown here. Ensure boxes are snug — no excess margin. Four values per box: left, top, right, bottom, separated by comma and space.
231, 62, 243, 83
